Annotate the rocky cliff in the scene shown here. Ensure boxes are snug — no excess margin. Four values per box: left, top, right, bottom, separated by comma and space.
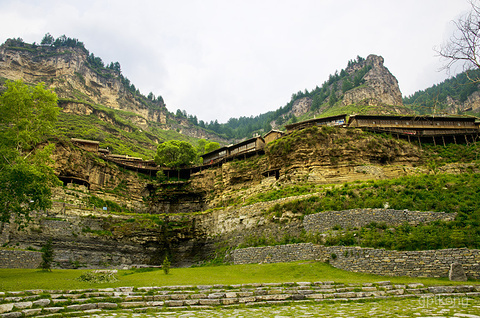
0, 39, 223, 143
0, 126, 431, 268
343, 54, 404, 108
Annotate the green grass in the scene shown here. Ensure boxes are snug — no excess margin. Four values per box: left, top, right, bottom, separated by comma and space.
0, 262, 477, 292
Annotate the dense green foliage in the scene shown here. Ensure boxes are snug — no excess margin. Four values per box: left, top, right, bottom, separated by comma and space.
155, 140, 197, 169
0, 80, 61, 223
403, 69, 480, 115
265, 172, 480, 250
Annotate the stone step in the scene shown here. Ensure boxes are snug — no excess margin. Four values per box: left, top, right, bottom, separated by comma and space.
1, 282, 479, 317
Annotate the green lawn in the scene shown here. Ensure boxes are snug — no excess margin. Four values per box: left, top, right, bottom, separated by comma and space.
0, 261, 477, 292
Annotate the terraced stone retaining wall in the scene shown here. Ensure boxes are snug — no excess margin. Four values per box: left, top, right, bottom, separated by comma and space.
0, 250, 42, 269
232, 244, 480, 279
0, 281, 479, 317
303, 209, 456, 234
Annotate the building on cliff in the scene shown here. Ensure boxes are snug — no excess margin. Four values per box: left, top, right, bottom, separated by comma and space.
264, 130, 285, 144
71, 138, 99, 152
201, 136, 265, 165
284, 114, 348, 133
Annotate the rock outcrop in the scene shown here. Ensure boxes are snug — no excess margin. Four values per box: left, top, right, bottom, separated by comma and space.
0, 39, 223, 142
291, 97, 312, 117
343, 54, 403, 107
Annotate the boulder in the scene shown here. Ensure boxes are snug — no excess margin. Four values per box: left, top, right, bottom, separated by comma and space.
449, 262, 467, 281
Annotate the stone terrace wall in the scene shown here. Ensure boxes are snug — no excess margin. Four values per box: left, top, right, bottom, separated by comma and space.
233, 243, 320, 265
325, 246, 480, 279
232, 244, 480, 279
303, 208, 456, 233
0, 250, 42, 269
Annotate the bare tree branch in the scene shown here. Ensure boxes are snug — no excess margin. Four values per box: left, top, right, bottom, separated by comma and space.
437, 0, 480, 83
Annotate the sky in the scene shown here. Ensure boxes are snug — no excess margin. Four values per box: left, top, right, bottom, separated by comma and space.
0, 0, 473, 123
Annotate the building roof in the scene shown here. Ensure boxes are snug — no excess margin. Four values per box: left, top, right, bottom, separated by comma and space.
200, 136, 265, 159
230, 135, 264, 148
348, 114, 477, 123
71, 138, 100, 145
284, 114, 348, 131
263, 129, 285, 137
200, 146, 229, 159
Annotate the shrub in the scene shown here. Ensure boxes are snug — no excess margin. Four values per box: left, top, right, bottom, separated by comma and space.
39, 239, 54, 271
163, 256, 171, 275
78, 270, 118, 283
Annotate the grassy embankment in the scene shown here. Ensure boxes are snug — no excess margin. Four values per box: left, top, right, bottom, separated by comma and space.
0, 261, 478, 292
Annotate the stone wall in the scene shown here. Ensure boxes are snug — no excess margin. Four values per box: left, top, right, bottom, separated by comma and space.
232, 244, 480, 279
232, 243, 319, 265
0, 250, 42, 269
303, 208, 456, 233
325, 246, 480, 279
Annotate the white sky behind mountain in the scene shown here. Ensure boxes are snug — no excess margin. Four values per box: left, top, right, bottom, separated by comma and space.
0, 0, 472, 123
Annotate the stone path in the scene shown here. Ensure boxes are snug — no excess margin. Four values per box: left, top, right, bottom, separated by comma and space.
90, 298, 480, 318
0, 281, 479, 317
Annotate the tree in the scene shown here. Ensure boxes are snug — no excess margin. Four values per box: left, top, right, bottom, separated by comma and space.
41, 33, 54, 46
204, 141, 220, 154
40, 238, 54, 271
329, 91, 338, 106
438, 0, 480, 82
342, 78, 354, 93
154, 140, 197, 169
162, 255, 171, 275
0, 80, 61, 224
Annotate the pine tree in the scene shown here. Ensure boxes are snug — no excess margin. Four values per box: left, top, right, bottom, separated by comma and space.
163, 256, 171, 275
40, 239, 54, 271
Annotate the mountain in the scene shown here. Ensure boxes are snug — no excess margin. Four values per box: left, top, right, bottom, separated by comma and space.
4, 35, 475, 149
0, 37, 226, 158
209, 54, 410, 140
403, 69, 480, 116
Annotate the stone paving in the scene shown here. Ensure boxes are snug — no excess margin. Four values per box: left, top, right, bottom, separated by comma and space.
0, 281, 479, 317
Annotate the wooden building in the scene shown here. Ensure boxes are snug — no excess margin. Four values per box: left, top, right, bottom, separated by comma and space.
348, 115, 477, 134
201, 136, 266, 165
228, 136, 265, 157
285, 114, 348, 133
264, 130, 285, 144
201, 146, 229, 165
71, 138, 99, 152
348, 114, 479, 146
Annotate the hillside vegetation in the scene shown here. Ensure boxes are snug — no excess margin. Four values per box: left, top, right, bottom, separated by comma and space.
0, 37, 226, 158
404, 69, 480, 116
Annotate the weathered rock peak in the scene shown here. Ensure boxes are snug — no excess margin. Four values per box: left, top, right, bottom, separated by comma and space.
343, 54, 403, 107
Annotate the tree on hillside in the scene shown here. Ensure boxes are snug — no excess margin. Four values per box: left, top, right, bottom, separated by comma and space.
41, 33, 54, 46
0, 80, 61, 224
155, 140, 197, 170
438, 0, 480, 82
196, 139, 220, 156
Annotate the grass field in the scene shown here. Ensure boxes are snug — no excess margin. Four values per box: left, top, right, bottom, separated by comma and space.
0, 261, 478, 292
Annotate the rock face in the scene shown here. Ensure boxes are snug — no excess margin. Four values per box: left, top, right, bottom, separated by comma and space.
0, 39, 222, 142
445, 90, 480, 114
449, 262, 468, 281
343, 54, 403, 107
0, 41, 157, 119
291, 97, 312, 117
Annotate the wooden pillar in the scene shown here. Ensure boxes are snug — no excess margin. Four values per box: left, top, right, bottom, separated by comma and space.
453, 135, 457, 145
418, 136, 422, 149
433, 136, 436, 146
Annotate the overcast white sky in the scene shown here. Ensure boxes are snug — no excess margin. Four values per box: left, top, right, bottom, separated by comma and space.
0, 0, 472, 123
